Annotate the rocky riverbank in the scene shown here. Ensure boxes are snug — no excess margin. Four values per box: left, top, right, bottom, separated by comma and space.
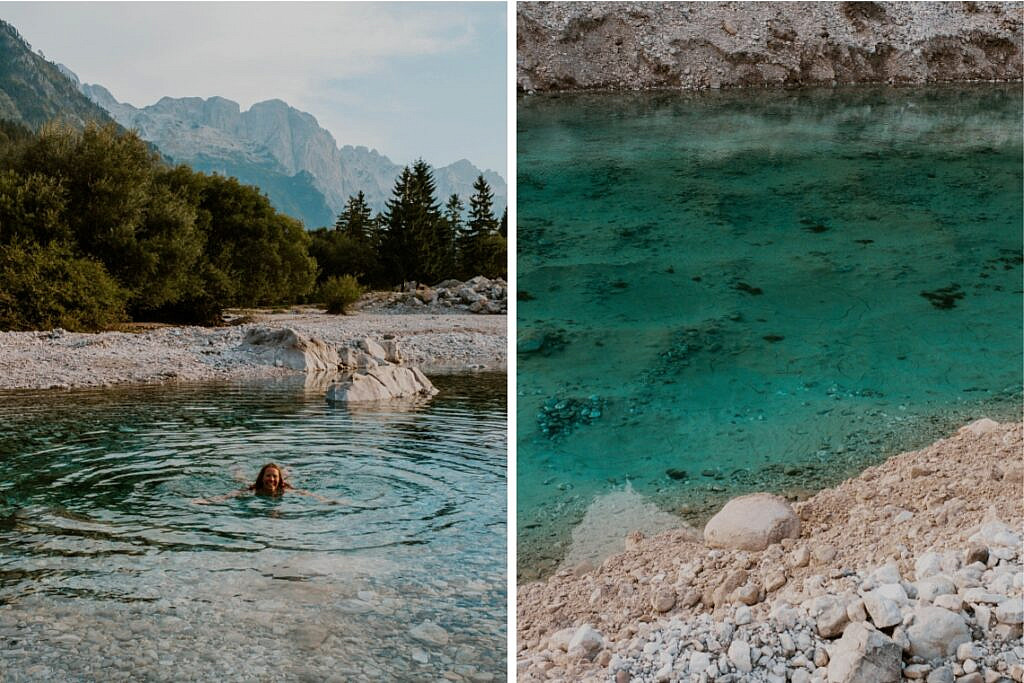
517, 419, 1024, 682
517, 2, 1022, 92
0, 308, 506, 390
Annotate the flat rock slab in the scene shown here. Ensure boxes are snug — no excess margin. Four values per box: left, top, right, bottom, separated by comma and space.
703, 492, 800, 551
326, 365, 437, 402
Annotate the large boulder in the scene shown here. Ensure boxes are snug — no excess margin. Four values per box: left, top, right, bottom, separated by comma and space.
704, 493, 801, 551
827, 622, 901, 683
906, 607, 970, 661
240, 327, 340, 372
326, 366, 437, 403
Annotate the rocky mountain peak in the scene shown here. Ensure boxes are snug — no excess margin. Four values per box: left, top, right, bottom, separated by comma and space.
77, 83, 505, 228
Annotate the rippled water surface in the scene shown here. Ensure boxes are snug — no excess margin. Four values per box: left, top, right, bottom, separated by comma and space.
517, 86, 1023, 579
0, 374, 505, 681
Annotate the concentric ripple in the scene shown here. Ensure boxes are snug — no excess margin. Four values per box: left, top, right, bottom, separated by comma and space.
0, 373, 506, 682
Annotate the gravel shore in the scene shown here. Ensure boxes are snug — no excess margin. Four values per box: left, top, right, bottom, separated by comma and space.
518, 2, 1022, 92
517, 419, 1024, 682
0, 309, 507, 390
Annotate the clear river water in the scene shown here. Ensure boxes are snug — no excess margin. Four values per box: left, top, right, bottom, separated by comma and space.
517, 85, 1023, 580
0, 373, 506, 682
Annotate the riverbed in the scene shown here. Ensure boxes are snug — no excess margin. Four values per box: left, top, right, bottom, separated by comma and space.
517, 84, 1023, 580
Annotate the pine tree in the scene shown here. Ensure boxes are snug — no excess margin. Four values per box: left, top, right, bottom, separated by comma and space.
408, 160, 445, 282
380, 166, 416, 284
460, 175, 498, 277
443, 193, 464, 278
334, 190, 374, 242
498, 206, 507, 238
379, 161, 447, 285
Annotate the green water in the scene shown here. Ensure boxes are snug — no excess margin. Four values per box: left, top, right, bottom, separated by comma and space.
517, 86, 1023, 580
0, 374, 506, 681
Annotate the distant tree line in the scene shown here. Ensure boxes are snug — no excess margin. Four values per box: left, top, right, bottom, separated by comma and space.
0, 120, 506, 331
309, 161, 506, 289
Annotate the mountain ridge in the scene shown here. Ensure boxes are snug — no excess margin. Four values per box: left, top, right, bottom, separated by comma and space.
0, 20, 115, 130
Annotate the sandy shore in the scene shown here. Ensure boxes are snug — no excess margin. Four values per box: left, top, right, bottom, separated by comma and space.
0, 308, 506, 390
517, 419, 1024, 682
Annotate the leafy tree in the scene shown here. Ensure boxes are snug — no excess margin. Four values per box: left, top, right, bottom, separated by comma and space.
0, 121, 319, 328
0, 169, 69, 245
193, 173, 316, 307
0, 240, 126, 331
16, 122, 158, 286
308, 227, 378, 286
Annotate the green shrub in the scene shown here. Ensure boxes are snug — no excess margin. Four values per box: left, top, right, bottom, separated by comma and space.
319, 275, 363, 315
0, 241, 127, 331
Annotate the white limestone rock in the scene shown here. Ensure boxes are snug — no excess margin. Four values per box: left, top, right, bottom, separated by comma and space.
906, 606, 970, 660
326, 365, 438, 403
826, 622, 901, 683
703, 493, 801, 551
960, 417, 1001, 436
567, 624, 604, 659
240, 327, 340, 372
996, 597, 1024, 625
358, 338, 388, 361
728, 638, 752, 673
916, 576, 956, 602
862, 591, 902, 629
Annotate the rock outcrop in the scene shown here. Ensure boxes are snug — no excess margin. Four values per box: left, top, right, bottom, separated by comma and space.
238, 327, 437, 402
326, 337, 438, 403
517, 2, 1023, 93
326, 365, 437, 403
238, 327, 340, 372
703, 492, 802, 551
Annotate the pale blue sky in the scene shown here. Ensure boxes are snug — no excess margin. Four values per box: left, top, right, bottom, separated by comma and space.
2, 2, 507, 175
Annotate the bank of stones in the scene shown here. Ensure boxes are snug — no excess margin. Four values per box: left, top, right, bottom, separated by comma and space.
358, 276, 508, 315
517, 420, 1024, 683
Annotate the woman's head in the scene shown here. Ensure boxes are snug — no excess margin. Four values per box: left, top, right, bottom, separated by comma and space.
252, 463, 287, 495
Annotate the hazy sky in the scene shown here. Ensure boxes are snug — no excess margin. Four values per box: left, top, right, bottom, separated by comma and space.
3, 2, 507, 175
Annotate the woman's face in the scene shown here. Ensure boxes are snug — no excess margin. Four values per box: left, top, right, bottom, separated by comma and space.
260, 467, 282, 490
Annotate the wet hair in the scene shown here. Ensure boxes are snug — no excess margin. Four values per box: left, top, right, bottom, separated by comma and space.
250, 463, 292, 496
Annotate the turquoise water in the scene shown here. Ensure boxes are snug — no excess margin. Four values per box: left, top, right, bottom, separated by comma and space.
0, 374, 505, 681
517, 86, 1023, 580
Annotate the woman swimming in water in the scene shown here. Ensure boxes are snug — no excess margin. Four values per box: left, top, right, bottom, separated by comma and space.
194, 463, 338, 504
250, 462, 291, 496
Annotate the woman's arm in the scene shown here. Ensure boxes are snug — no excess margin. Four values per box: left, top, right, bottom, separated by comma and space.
290, 490, 375, 507
290, 489, 339, 504
193, 489, 248, 505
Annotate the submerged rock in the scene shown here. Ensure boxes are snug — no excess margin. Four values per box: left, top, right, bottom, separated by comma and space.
537, 395, 604, 437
